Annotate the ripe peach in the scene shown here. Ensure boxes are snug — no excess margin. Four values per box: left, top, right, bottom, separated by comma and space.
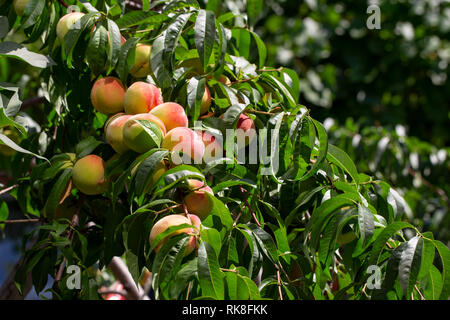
104, 113, 132, 154
197, 131, 223, 164
124, 82, 163, 114
184, 179, 214, 220
236, 113, 256, 149
162, 127, 205, 165
72, 155, 109, 195
149, 214, 201, 256
200, 86, 212, 115
13, 0, 30, 16
149, 102, 188, 132
91, 77, 126, 115
130, 44, 152, 78
122, 113, 166, 153
56, 12, 85, 42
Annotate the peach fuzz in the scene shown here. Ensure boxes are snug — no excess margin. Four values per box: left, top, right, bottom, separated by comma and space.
91, 77, 126, 115
162, 127, 205, 165
56, 12, 85, 42
124, 82, 163, 114
122, 113, 166, 153
104, 113, 132, 154
72, 155, 109, 195
184, 179, 214, 220
149, 102, 188, 132
149, 214, 201, 256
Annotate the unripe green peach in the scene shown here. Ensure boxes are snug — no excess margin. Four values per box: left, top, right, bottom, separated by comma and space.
200, 86, 212, 115
91, 77, 126, 115
105, 113, 132, 154
130, 44, 152, 78
149, 102, 188, 132
13, 0, 30, 16
131, 159, 167, 192
122, 113, 166, 153
56, 12, 85, 42
337, 230, 357, 246
54, 198, 76, 220
72, 155, 109, 195
184, 179, 214, 220
149, 214, 201, 256
162, 127, 205, 165
0, 128, 21, 157
197, 131, 223, 164
124, 82, 163, 114
236, 113, 256, 149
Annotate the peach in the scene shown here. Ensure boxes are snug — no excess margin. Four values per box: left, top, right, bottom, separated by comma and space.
131, 159, 167, 192
162, 127, 205, 165
91, 77, 126, 115
104, 113, 132, 154
56, 12, 85, 42
149, 214, 201, 256
124, 82, 163, 114
200, 86, 212, 115
149, 102, 188, 131
184, 179, 214, 220
72, 155, 109, 195
197, 131, 223, 164
236, 113, 256, 149
122, 113, 166, 153
130, 44, 152, 78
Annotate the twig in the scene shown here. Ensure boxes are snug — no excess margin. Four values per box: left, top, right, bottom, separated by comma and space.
414, 285, 426, 300
276, 269, 283, 300
0, 184, 19, 196
152, 204, 182, 216
107, 257, 146, 300
0, 219, 39, 224
240, 187, 261, 227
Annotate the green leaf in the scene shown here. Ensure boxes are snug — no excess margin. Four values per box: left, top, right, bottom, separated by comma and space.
0, 132, 47, 161
357, 204, 374, 244
43, 168, 72, 219
0, 42, 55, 68
433, 240, 450, 299
247, 224, 279, 263
85, 24, 108, 76
169, 258, 198, 299
368, 221, 415, 266
75, 136, 102, 158
134, 150, 168, 195
106, 19, 121, 73
200, 227, 222, 257
117, 37, 139, 83
418, 232, 435, 280
194, 9, 216, 71
424, 265, 443, 300
21, 0, 45, 29
187, 76, 206, 122
0, 16, 9, 39
247, 0, 263, 28
398, 236, 423, 297
250, 30, 266, 68
198, 241, 224, 299
327, 144, 360, 184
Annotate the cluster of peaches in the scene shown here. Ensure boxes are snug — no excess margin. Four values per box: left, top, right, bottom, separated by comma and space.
22, 9, 257, 262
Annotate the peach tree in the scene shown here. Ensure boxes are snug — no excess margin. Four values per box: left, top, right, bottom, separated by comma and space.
0, 0, 449, 300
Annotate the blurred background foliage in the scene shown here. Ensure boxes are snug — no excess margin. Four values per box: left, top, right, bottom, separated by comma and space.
199, 0, 450, 243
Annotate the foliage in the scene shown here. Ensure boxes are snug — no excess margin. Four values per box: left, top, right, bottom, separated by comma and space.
0, 0, 448, 300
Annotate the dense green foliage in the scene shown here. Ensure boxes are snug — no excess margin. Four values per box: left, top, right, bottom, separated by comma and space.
0, 0, 448, 301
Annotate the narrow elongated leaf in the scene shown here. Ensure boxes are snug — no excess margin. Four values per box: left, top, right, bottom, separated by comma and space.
398, 236, 423, 297
0, 42, 55, 68
424, 265, 443, 300
327, 144, 360, 184
358, 204, 374, 244
0, 132, 47, 160
433, 240, 450, 299
247, 0, 263, 28
107, 19, 122, 73
197, 242, 224, 299
194, 10, 216, 70
43, 168, 72, 219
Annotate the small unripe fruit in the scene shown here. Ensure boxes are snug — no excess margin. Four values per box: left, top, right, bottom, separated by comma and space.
105, 113, 132, 154
123, 113, 166, 153
124, 82, 163, 114
337, 230, 357, 246
184, 179, 214, 220
149, 214, 201, 256
236, 113, 256, 149
56, 12, 85, 42
131, 159, 167, 192
72, 155, 109, 195
13, 0, 30, 17
162, 127, 205, 165
130, 44, 152, 78
149, 102, 188, 132
200, 86, 212, 115
91, 77, 126, 115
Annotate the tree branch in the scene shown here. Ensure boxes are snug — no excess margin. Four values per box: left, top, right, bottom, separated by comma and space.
0, 218, 39, 224
0, 184, 19, 196
107, 257, 148, 300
